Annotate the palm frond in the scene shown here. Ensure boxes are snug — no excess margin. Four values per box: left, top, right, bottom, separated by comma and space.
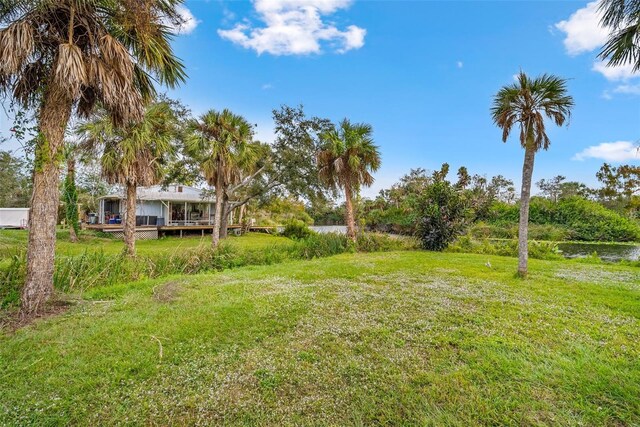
318, 118, 381, 193
1, 0, 187, 126
491, 72, 573, 151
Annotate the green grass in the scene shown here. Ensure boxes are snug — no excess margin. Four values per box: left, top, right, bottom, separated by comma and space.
0, 229, 291, 258
1, 251, 639, 425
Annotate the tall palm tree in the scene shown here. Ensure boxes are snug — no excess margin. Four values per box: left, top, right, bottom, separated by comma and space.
598, 0, 640, 72
318, 119, 381, 242
77, 102, 178, 256
491, 72, 574, 277
0, 1, 186, 314
186, 109, 257, 248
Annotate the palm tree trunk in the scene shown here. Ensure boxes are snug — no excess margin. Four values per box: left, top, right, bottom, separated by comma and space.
219, 195, 229, 239
212, 176, 223, 248
124, 182, 137, 257
518, 144, 536, 277
21, 85, 72, 316
344, 183, 357, 242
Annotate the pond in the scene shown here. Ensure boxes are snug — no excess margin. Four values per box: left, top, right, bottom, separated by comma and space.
557, 242, 640, 262
309, 225, 348, 234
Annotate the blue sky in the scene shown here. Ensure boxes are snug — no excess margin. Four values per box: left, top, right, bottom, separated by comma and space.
2, 0, 639, 197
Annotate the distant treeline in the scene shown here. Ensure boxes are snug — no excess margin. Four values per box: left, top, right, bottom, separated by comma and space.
318, 165, 640, 243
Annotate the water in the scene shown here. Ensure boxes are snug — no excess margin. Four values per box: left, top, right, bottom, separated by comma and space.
309, 225, 347, 234
557, 242, 640, 262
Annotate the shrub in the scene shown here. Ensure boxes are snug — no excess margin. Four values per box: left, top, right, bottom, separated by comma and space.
416, 180, 471, 251
281, 220, 316, 240
556, 198, 640, 242
365, 206, 416, 235
486, 197, 640, 242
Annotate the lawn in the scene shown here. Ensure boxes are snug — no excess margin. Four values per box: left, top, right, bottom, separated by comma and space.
1, 251, 639, 425
0, 229, 292, 258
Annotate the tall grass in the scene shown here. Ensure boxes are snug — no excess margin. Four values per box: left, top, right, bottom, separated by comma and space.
1, 233, 417, 309
446, 235, 563, 260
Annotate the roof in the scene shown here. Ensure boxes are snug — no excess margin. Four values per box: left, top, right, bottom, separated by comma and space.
100, 185, 217, 203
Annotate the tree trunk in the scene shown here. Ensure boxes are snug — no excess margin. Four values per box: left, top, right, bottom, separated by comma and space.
344, 183, 357, 242
219, 195, 229, 239
124, 182, 137, 257
212, 176, 223, 248
21, 85, 72, 316
69, 221, 78, 243
517, 145, 536, 277
238, 204, 245, 225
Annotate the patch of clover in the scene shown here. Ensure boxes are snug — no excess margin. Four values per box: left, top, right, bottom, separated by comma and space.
554, 267, 640, 289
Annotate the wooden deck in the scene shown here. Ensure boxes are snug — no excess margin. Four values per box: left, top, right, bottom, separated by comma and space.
84, 224, 279, 235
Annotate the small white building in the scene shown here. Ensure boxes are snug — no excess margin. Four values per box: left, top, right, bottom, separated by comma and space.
0, 208, 29, 228
98, 185, 223, 226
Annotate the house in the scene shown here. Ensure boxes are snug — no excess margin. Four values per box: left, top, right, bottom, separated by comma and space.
0, 208, 29, 229
91, 185, 241, 239
98, 185, 228, 226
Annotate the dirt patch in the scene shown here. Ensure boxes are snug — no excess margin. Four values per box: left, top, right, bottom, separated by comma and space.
0, 299, 73, 334
152, 281, 183, 303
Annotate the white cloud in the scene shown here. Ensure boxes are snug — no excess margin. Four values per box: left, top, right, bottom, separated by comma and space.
573, 141, 640, 162
555, 2, 639, 82
456, 61, 463, 68
261, 83, 273, 90
555, 1, 609, 56
218, 0, 366, 55
166, 5, 200, 35
592, 61, 638, 81
613, 83, 640, 95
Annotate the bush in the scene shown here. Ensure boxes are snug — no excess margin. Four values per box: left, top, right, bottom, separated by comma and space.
556, 198, 640, 242
416, 180, 471, 251
365, 206, 416, 235
281, 219, 316, 240
486, 197, 640, 242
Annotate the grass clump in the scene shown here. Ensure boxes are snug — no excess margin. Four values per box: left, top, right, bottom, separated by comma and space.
447, 235, 563, 260
280, 219, 316, 240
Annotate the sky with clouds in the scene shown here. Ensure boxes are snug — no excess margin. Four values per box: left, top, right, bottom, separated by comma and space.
1, 0, 638, 197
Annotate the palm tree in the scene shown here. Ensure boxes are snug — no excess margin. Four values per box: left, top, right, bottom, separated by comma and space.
186, 109, 257, 248
78, 102, 178, 256
491, 72, 574, 277
318, 119, 381, 241
0, 1, 186, 314
598, 0, 640, 72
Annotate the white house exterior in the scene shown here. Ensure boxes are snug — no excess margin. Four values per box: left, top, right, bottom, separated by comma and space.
0, 208, 29, 228
98, 185, 224, 226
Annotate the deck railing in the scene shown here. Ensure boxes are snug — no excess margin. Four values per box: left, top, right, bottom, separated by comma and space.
166, 219, 215, 226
